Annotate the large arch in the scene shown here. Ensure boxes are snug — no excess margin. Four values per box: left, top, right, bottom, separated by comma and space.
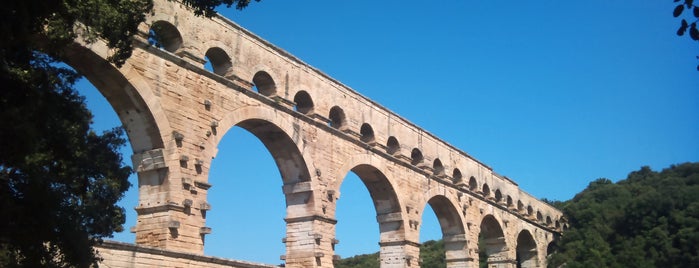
479, 215, 509, 267
516, 229, 538, 268
332, 154, 408, 266
420, 194, 469, 267
64, 42, 168, 153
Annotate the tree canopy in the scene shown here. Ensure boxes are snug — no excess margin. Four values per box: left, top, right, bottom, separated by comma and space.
0, 0, 256, 266
548, 162, 699, 267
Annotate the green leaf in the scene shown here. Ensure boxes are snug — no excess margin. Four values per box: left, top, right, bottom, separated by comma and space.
674, 4, 685, 17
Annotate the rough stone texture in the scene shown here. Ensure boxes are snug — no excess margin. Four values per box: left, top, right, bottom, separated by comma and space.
64, 0, 567, 267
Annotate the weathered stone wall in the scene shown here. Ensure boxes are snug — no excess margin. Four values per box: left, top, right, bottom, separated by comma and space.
96, 241, 277, 268
65, 0, 568, 267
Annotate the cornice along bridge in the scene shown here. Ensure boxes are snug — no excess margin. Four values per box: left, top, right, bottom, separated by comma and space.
66, 0, 566, 267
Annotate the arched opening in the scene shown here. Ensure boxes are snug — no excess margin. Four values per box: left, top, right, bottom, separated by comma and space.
506, 195, 513, 208
204, 47, 232, 76
527, 206, 534, 217
292, 91, 314, 115
411, 148, 424, 166
328, 106, 347, 130
517, 200, 524, 212
359, 123, 375, 144
252, 71, 276, 97
516, 230, 538, 268
494, 189, 502, 203
479, 215, 507, 268
555, 220, 561, 230
207, 119, 313, 264
452, 168, 463, 185
336, 164, 403, 267
386, 136, 400, 156
547, 241, 558, 256
149, 21, 183, 52
433, 158, 445, 177
482, 183, 490, 197
546, 216, 552, 226
420, 195, 468, 267
469, 177, 478, 191
536, 211, 543, 222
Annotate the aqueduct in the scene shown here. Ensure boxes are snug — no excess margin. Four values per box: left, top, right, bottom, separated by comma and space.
68, 0, 566, 267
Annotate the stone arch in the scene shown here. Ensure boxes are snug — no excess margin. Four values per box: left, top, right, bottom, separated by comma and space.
332, 154, 407, 263
494, 189, 502, 203
527, 205, 534, 217
386, 136, 400, 156
546, 216, 553, 226
252, 70, 277, 97
482, 183, 491, 197
506, 195, 514, 208
518, 200, 525, 212
452, 168, 463, 184
328, 106, 347, 130
360, 123, 375, 144
149, 20, 183, 53
536, 211, 543, 222
469, 176, 478, 191
292, 90, 314, 115
63, 42, 168, 153
410, 148, 424, 166
420, 194, 468, 266
204, 47, 233, 76
433, 158, 445, 176
216, 107, 314, 186
516, 229, 538, 268
479, 215, 508, 267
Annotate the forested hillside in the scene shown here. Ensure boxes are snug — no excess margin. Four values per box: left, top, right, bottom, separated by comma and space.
335, 162, 699, 268
548, 162, 699, 267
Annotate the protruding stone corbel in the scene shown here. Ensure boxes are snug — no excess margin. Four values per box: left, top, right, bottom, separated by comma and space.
199, 227, 212, 235
132, 148, 166, 172
376, 212, 403, 223
282, 181, 313, 194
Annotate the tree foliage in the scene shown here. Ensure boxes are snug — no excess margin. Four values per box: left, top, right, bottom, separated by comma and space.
334, 240, 446, 268
548, 163, 699, 267
673, 0, 699, 70
0, 0, 256, 266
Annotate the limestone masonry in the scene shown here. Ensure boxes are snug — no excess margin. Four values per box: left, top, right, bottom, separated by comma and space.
65, 0, 566, 267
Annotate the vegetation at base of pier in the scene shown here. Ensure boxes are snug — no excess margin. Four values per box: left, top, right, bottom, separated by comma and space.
0, 0, 257, 267
335, 162, 699, 268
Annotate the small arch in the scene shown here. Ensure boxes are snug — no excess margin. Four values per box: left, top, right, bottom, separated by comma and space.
252, 71, 276, 97
555, 220, 561, 229
482, 183, 490, 197
468, 176, 478, 191
527, 205, 534, 216
149, 21, 183, 52
547, 241, 558, 256
386, 136, 400, 155
293, 91, 314, 115
506, 195, 513, 207
494, 189, 502, 203
546, 216, 553, 226
452, 168, 463, 184
536, 211, 543, 222
517, 200, 524, 212
359, 123, 375, 143
328, 106, 347, 130
410, 148, 424, 165
516, 230, 538, 268
433, 158, 444, 176
204, 47, 232, 76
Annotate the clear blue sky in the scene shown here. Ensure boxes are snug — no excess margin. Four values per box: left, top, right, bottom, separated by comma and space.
79, 0, 698, 265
